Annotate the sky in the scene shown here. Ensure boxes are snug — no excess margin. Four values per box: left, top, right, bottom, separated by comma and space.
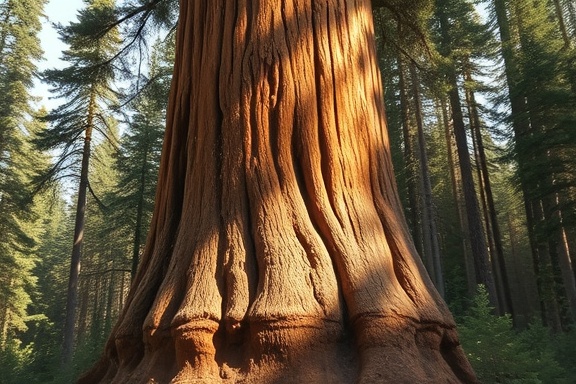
34, 0, 84, 109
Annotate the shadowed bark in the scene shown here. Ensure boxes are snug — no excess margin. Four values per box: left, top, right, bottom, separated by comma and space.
80, 0, 477, 382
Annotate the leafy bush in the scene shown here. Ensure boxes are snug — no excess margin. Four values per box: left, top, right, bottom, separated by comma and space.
0, 338, 36, 384
458, 285, 567, 383
0, 325, 104, 383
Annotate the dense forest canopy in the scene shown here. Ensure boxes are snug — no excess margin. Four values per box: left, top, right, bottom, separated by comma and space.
0, 0, 576, 382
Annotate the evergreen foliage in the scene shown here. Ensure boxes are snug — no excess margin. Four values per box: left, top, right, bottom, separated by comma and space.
459, 285, 568, 383
24, 196, 73, 382
553, 328, 576, 379
489, 0, 576, 328
34, 0, 120, 186
105, 42, 169, 277
0, 0, 49, 356
33, 0, 123, 364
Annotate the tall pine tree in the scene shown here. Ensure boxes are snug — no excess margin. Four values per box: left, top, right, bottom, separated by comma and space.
35, 0, 121, 363
0, 0, 47, 350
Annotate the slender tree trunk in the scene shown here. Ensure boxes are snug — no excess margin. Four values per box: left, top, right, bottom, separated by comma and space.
436, 1, 498, 309
491, 0, 560, 323
530, 198, 563, 330
553, 0, 571, 48
397, 54, 423, 257
447, 69, 498, 309
547, 191, 576, 322
557, 221, 576, 320
76, 278, 90, 345
463, 69, 513, 315
62, 91, 95, 364
131, 150, 148, 279
118, 270, 126, 314
556, 224, 576, 321
562, 204, 576, 282
81, 1, 476, 382
440, 97, 475, 296
524, 201, 547, 324
410, 63, 444, 297
106, 265, 115, 333
467, 102, 500, 303
506, 213, 522, 310
90, 272, 102, 340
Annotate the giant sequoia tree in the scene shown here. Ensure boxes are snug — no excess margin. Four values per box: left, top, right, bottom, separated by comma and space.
82, 0, 476, 382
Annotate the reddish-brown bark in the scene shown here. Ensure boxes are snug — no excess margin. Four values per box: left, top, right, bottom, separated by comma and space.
80, 0, 477, 382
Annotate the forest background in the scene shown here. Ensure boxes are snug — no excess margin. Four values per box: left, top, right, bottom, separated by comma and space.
1, 0, 576, 382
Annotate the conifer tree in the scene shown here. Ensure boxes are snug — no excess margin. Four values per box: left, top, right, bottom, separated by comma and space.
24, 191, 72, 380
0, 116, 49, 350
373, 5, 448, 295
0, 0, 47, 350
409, 62, 445, 297
434, 0, 500, 310
0, 0, 46, 154
106, 40, 171, 279
35, 0, 121, 363
76, 121, 121, 344
492, 0, 576, 327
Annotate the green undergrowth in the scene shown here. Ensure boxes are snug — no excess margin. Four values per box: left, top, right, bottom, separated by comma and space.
458, 285, 576, 383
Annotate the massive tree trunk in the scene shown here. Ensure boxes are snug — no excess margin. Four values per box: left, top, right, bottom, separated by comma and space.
81, 1, 476, 382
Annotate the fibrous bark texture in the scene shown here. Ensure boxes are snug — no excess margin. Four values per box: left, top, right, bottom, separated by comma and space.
80, 0, 477, 382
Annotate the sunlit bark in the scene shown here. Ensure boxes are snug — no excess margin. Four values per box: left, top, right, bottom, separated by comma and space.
81, 0, 476, 382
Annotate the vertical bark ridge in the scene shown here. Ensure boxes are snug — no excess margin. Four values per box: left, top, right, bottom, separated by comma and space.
319, 0, 418, 320
239, 0, 335, 324
274, 0, 342, 321
112, 0, 189, 337
220, 0, 255, 333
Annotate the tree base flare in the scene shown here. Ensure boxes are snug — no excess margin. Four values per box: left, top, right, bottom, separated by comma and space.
80, 317, 476, 383
354, 316, 477, 383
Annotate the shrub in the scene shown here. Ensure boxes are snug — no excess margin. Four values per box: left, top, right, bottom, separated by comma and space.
458, 285, 567, 383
